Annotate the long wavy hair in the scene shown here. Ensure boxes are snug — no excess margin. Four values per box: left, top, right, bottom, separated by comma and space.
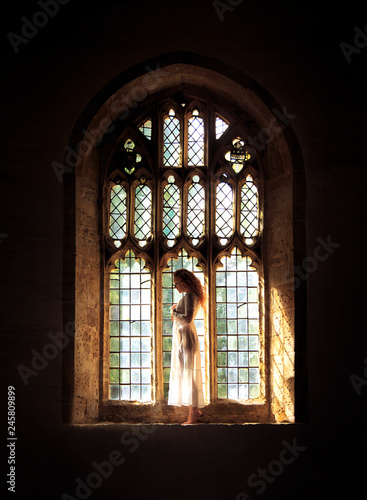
174, 269, 207, 307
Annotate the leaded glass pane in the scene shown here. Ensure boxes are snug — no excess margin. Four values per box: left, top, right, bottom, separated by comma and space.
215, 181, 234, 245
109, 251, 152, 401
188, 111, 204, 166
139, 118, 152, 140
240, 174, 259, 244
163, 109, 181, 167
216, 248, 260, 400
134, 183, 152, 246
162, 249, 205, 399
215, 115, 229, 139
163, 176, 180, 246
109, 185, 127, 243
187, 175, 205, 245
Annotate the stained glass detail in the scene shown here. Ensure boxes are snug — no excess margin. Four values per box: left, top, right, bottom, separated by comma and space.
163, 176, 181, 246
216, 115, 230, 139
187, 175, 205, 246
139, 119, 152, 140
231, 160, 244, 174
225, 138, 251, 174
163, 108, 181, 167
109, 184, 127, 245
162, 250, 205, 399
215, 181, 234, 245
216, 248, 260, 400
134, 182, 152, 246
188, 109, 204, 166
109, 250, 152, 402
240, 175, 259, 245
124, 138, 135, 150
123, 138, 142, 175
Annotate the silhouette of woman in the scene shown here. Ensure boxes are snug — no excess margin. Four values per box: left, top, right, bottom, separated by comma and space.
168, 269, 206, 425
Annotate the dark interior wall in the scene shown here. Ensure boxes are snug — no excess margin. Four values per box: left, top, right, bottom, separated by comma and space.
2, 1, 366, 499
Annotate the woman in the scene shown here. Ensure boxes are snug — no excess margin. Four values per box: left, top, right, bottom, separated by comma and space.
168, 268, 206, 425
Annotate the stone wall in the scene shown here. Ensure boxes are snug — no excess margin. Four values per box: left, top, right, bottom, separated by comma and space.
2, 1, 366, 498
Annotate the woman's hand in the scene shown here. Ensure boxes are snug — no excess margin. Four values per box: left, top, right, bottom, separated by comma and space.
171, 305, 176, 320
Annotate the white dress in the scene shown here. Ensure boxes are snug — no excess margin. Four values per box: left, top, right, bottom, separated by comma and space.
168, 292, 205, 408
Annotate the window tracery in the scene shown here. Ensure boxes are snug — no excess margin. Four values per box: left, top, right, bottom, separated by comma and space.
105, 95, 263, 406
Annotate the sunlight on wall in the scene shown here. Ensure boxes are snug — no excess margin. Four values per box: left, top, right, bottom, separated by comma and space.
270, 287, 295, 422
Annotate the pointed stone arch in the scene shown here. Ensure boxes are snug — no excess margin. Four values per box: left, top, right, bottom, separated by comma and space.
62, 54, 307, 424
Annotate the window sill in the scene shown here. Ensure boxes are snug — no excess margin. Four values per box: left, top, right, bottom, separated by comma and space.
97, 398, 278, 424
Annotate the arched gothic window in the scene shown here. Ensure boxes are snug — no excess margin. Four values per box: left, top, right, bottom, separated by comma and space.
103, 96, 264, 412
64, 63, 306, 425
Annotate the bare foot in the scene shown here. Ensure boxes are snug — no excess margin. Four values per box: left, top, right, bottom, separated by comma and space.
181, 409, 202, 425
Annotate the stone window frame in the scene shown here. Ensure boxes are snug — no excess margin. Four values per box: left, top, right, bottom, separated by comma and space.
62, 59, 307, 424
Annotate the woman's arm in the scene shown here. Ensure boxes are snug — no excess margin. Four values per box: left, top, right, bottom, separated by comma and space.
171, 293, 196, 326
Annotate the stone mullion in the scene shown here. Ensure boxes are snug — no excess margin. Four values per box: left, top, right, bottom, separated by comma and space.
208, 131, 219, 401
153, 171, 163, 403
154, 105, 165, 402
182, 174, 189, 244
235, 173, 242, 242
